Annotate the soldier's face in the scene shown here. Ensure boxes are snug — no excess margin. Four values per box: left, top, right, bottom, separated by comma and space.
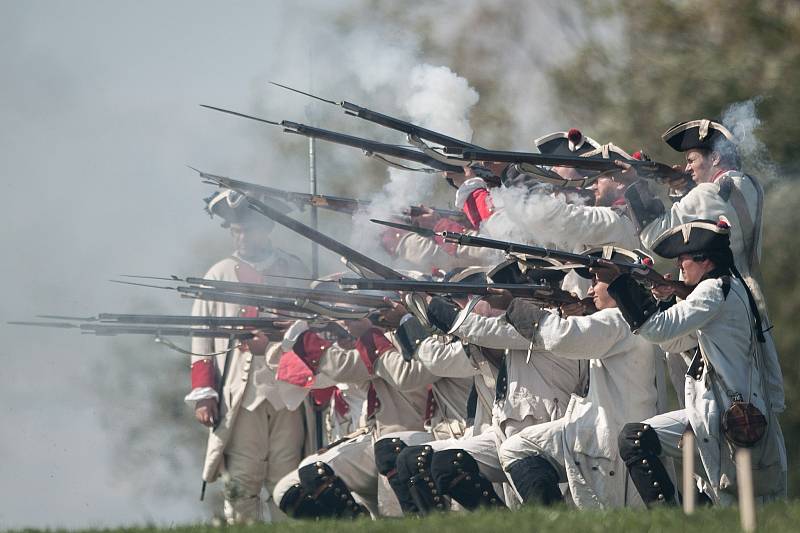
684, 149, 716, 184
230, 222, 272, 260
677, 254, 714, 286
588, 279, 617, 310
592, 177, 622, 207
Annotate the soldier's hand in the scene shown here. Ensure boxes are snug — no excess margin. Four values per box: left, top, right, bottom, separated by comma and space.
652, 273, 677, 300
612, 160, 639, 184
560, 301, 586, 317
589, 260, 622, 283
343, 317, 373, 339
195, 398, 219, 427
377, 301, 409, 329
665, 164, 691, 191
410, 206, 440, 230
484, 287, 513, 310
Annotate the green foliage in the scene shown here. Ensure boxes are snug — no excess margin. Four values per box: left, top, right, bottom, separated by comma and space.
10, 502, 800, 533
551, 0, 800, 172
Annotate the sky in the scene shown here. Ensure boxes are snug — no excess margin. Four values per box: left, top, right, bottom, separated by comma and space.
0, 1, 585, 528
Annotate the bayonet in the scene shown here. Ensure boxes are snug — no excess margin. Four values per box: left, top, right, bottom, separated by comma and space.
269, 81, 483, 152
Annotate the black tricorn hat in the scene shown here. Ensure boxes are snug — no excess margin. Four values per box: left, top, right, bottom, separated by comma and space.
444, 266, 489, 285
574, 246, 652, 279
649, 218, 732, 259
204, 189, 280, 229
488, 257, 567, 286
535, 128, 601, 157
579, 143, 634, 162
662, 119, 736, 153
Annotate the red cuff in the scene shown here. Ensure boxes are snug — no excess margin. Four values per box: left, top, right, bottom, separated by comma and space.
380, 226, 409, 257
432, 218, 466, 256
190, 359, 215, 390
276, 351, 316, 387
355, 328, 394, 373
462, 188, 494, 227
310, 386, 336, 409
293, 330, 332, 369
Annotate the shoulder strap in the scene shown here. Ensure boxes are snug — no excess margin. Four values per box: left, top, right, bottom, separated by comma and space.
723, 173, 763, 271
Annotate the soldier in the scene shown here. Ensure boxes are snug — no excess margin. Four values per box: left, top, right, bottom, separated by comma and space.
620, 119, 784, 415
496, 248, 661, 509
393, 259, 584, 512
606, 219, 787, 505
271, 318, 434, 519
186, 190, 309, 523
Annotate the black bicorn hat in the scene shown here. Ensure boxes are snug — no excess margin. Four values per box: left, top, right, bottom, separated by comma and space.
661, 119, 736, 153
573, 246, 653, 279
488, 257, 567, 286
535, 128, 601, 156
649, 218, 732, 259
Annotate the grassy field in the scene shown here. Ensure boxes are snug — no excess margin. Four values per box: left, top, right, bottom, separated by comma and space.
10, 502, 800, 533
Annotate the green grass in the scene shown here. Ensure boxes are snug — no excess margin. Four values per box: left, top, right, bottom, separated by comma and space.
9, 502, 800, 533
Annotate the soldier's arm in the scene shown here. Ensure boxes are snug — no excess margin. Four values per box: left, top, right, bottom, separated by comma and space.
416, 337, 479, 378
373, 346, 438, 391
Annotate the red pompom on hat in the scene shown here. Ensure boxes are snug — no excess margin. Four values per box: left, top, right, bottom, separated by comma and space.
641, 256, 654, 267
567, 128, 583, 144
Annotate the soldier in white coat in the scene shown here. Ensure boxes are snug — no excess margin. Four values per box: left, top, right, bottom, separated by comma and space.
496, 249, 661, 509
607, 220, 786, 506
621, 119, 784, 416
270, 320, 437, 518
186, 190, 309, 523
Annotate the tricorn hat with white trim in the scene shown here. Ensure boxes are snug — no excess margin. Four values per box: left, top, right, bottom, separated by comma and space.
579, 143, 634, 162
204, 189, 283, 229
574, 246, 653, 279
488, 257, 567, 286
535, 128, 601, 156
661, 119, 736, 153
649, 218, 732, 259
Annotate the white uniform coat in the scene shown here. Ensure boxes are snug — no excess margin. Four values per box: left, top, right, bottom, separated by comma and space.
638, 277, 787, 503
189, 251, 309, 483
638, 171, 784, 413
499, 308, 660, 508
453, 313, 583, 436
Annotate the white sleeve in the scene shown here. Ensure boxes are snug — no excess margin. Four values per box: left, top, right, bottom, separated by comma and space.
638, 279, 725, 344
454, 313, 532, 350
416, 337, 479, 378
536, 309, 629, 360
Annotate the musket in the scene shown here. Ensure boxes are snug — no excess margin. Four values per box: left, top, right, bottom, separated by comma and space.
195, 169, 471, 225
244, 195, 408, 281
269, 81, 484, 160
36, 313, 299, 328
371, 219, 690, 297
175, 287, 376, 320
110, 279, 375, 319
339, 278, 579, 306
184, 277, 395, 308
449, 148, 687, 182
200, 104, 469, 175
8, 321, 262, 339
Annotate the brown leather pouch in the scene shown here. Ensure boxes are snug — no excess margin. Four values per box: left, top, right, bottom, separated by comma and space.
722, 402, 767, 448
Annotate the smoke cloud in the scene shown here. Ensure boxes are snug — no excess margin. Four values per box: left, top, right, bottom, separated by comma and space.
0, 0, 592, 529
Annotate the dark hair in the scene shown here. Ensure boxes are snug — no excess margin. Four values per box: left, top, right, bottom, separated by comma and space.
697, 139, 741, 169
692, 247, 735, 275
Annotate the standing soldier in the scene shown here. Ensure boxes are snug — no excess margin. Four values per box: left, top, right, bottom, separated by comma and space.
186, 190, 309, 523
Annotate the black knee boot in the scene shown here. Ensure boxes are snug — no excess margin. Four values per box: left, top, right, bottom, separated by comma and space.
375, 437, 418, 514
506, 455, 563, 505
297, 461, 369, 518
430, 449, 504, 510
618, 423, 676, 506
